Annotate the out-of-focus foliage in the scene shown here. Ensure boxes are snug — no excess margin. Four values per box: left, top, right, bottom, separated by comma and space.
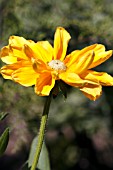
1, 0, 113, 170
1, 0, 113, 47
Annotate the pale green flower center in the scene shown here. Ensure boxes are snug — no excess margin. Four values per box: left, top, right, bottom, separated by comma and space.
48, 60, 66, 71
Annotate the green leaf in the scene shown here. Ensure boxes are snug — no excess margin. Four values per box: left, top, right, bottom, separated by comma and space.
28, 137, 51, 170
0, 128, 9, 156
0, 112, 9, 121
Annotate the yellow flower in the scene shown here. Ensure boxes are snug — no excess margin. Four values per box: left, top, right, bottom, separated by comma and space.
0, 27, 113, 100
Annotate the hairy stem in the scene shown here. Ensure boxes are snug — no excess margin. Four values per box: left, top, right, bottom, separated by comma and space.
30, 93, 52, 170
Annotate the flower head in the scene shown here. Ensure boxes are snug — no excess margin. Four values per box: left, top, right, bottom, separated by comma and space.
0, 27, 113, 100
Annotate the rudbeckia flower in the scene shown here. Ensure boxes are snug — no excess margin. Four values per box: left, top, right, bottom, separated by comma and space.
0, 27, 113, 100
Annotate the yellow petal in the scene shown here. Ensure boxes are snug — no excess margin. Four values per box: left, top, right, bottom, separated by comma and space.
12, 47, 28, 61
80, 84, 102, 101
64, 50, 80, 67
25, 43, 52, 63
2, 35, 35, 62
0, 46, 18, 64
65, 44, 105, 67
89, 50, 112, 69
67, 51, 94, 74
35, 72, 55, 96
54, 27, 71, 61
37, 41, 53, 57
12, 66, 39, 87
9, 36, 34, 48
1, 65, 16, 80
77, 44, 97, 56
59, 72, 101, 100
24, 44, 35, 59
86, 70, 113, 86
59, 72, 97, 87
1, 61, 38, 86
0, 61, 28, 79
32, 58, 48, 73
0, 46, 9, 58
92, 44, 105, 53
80, 71, 99, 84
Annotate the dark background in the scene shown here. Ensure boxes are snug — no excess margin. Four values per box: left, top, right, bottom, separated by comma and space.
0, 0, 113, 169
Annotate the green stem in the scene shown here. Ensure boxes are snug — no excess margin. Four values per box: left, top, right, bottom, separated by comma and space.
30, 93, 52, 170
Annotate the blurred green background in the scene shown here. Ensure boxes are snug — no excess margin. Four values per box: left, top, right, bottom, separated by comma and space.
1, 0, 113, 169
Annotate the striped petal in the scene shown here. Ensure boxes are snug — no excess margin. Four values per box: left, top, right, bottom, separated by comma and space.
64, 50, 80, 67
24, 43, 52, 63
9, 36, 34, 48
1, 61, 38, 86
54, 27, 71, 61
80, 84, 102, 101
0, 36, 35, 64
82, 70, 113, 86
59, 72, 98, 87
1, 63, 20, 80
37, 41, 53, 59
1, 61, 31, 79
67, 51, 94, 74
12, 66, 39, 86
89, 50, 112, 69
35, 72, 55, 96
0, 46, 17, 64
65, 44, 99, 68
